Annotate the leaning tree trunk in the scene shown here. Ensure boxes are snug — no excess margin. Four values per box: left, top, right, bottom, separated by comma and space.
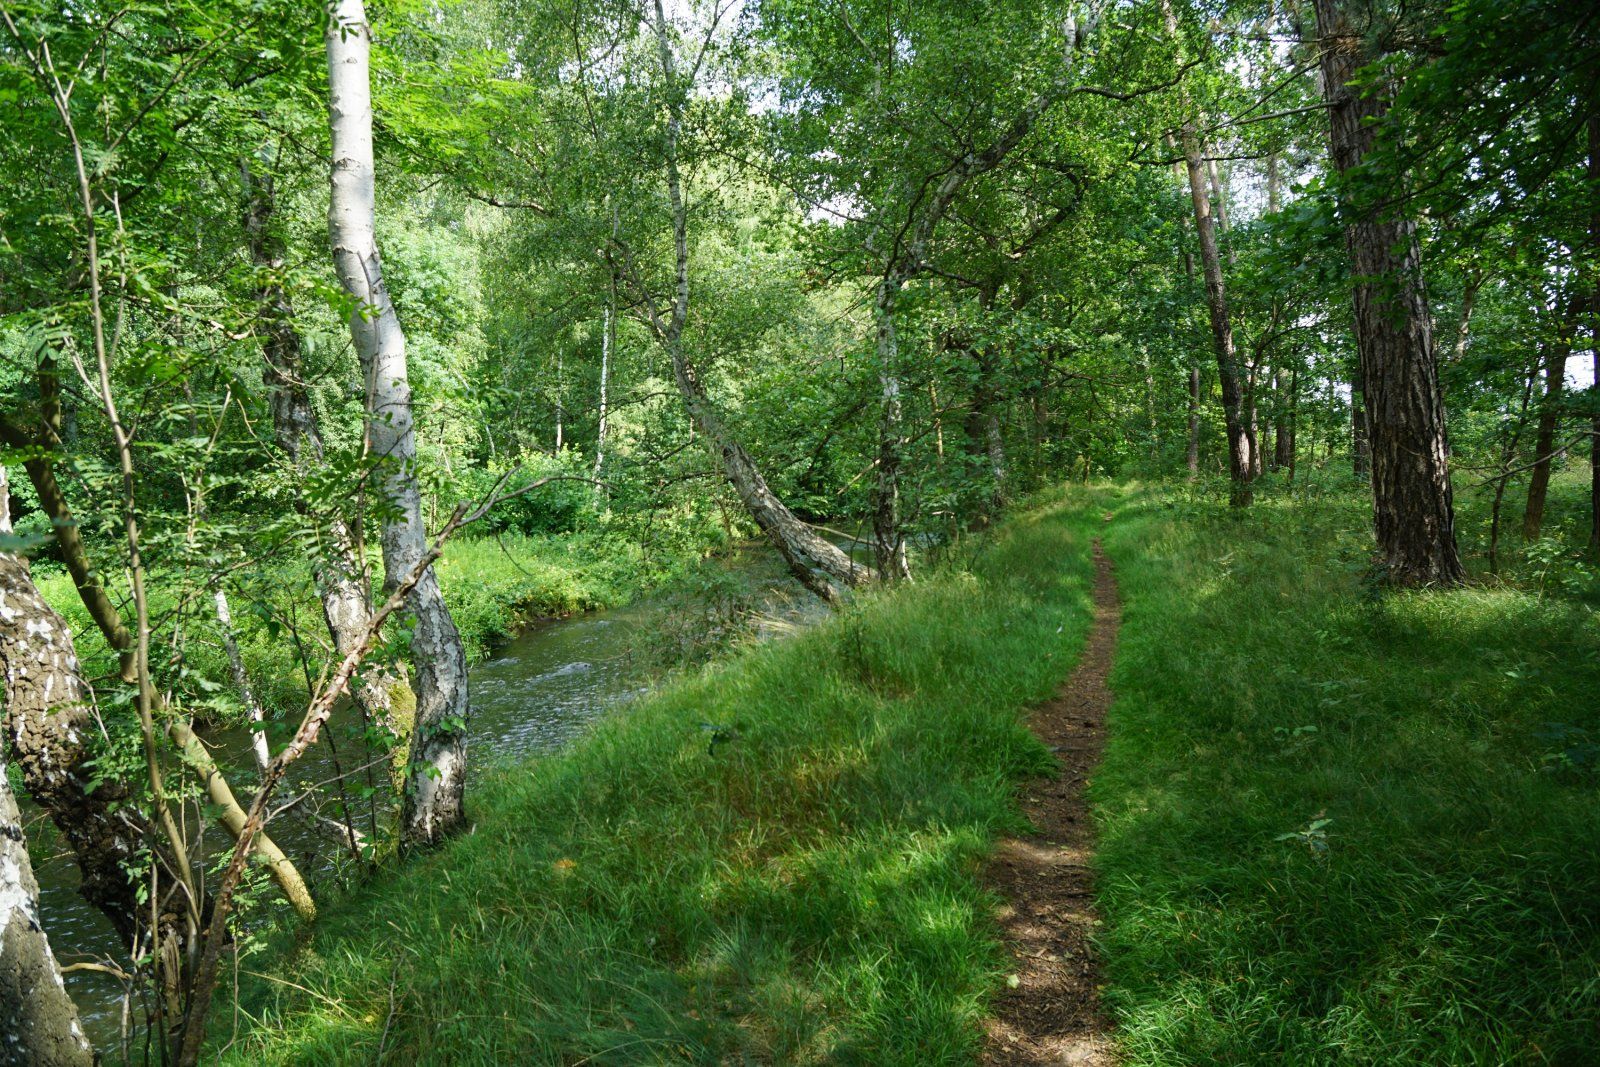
328, 0, 469, 847
1316, 0, 1463, 585
0, 469, 97, 1067
1, 755, 94, 1067
670, 343, 869, 601
243, 153, 414, 770
640, 0, 870, 603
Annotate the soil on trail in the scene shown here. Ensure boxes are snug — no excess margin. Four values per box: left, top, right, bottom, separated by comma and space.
983, 536, 1120, 1066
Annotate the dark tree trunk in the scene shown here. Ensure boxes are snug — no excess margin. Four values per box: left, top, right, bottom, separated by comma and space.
1316, 0, 1464, 585
1522, 296, 1582, 540
1187, 367, 1201, 478
1350, 366, 1371, 477
1589, 114, 1600, 556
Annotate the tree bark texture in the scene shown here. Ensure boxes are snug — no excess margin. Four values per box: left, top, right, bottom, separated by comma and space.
0, 469, 95, 1067
243, 152, 414, 769
1, 763, 93, 1067
1316, 0, 1464, 585
327, 0, 469, 847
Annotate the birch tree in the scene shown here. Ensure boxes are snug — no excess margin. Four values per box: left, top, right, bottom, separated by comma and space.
0, 466, 95, 1067
327, 0, 471, 844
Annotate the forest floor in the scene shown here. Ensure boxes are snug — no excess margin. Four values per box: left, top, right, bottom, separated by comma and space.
213, 480, 1600, 1065
983, 535, 1119, 1066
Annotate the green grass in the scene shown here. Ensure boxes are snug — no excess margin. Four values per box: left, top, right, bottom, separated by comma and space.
1094, 483, 1600, 1065
219, 493, 1098, 1064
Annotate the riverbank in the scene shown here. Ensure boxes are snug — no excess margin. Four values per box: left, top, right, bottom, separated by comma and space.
32, 527, 720, 722
219, 492, 1100, 1063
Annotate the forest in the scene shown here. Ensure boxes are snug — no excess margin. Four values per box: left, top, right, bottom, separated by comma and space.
1, 0, 1597, 1063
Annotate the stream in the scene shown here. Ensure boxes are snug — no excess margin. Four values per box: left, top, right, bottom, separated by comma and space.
27, 541, 843, 1053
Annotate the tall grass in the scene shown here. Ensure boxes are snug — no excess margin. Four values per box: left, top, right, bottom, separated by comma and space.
1095, 484, 1600, 1064
219, 493, 1098, 1064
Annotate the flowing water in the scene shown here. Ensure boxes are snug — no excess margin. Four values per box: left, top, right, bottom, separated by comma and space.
26, 541, 844, 1055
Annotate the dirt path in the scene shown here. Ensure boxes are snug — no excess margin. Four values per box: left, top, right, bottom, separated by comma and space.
983, 536, 1120, 1066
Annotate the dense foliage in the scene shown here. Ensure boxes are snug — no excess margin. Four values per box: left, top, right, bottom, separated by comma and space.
1, 0, 1596, 1061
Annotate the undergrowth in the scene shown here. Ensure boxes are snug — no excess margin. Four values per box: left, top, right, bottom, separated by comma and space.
218, 492, 1097, 1064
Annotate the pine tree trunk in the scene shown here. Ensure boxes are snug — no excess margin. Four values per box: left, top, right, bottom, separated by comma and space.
328, 0, 469, 847
1316, 0, 1463, 585
1350, 369, 1371, 477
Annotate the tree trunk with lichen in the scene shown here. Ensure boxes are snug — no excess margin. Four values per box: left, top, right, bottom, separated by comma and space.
0, 468, 96, 1067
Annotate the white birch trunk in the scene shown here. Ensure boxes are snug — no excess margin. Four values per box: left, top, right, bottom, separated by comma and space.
243, 154, 413, 758
327, 0, 469, 847
0, 466, 95, 1067
594, 275, 612, 486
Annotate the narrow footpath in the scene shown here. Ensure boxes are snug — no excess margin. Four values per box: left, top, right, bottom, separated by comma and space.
983, 537, 1120, 1066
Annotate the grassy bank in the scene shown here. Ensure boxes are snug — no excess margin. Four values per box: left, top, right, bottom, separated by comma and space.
1095, 484, 1600, 1064
220, 495, 1098, 1063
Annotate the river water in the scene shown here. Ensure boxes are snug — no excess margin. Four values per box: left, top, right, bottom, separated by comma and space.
27, 542, 840, 1054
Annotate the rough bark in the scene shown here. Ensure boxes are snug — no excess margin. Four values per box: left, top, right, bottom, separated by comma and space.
1316, 0, 1463, 585
0, 468, 96, 1067
242, 153, 413, 769
0, 547, 149, 947
1350, 368, 1371, 476
328, 0, 470, 846
1, 758, 94, 1067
